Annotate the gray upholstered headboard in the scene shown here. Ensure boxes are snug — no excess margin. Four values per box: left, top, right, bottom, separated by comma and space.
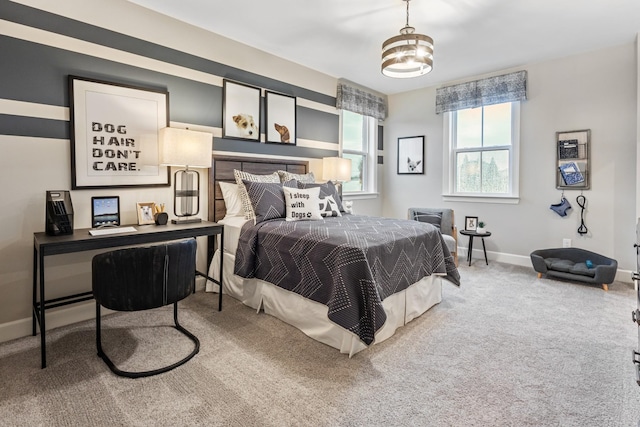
208, 155, 309, 223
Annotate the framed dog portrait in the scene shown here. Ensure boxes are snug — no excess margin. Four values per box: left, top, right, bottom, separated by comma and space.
222, 79, 261, 141
397, 136, 424, 174
265, 91, 296, 145
69, 75, 170, 189
465, 216, 478, 231
136, 202, 156, 225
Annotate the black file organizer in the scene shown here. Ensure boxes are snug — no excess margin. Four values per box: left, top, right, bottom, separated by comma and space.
46, 191, 74, 235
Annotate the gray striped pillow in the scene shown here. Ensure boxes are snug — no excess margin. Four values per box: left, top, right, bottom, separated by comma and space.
234, 170, 280, 222
277, 170, 315, 184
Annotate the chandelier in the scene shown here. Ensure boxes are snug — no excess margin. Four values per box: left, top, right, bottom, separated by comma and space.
381, 0, 434, 78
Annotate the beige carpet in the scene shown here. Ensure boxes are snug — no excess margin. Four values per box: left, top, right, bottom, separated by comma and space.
1, 262, 639, 426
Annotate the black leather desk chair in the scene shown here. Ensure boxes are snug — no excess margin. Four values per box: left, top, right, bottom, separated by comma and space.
92, 239, 199, 378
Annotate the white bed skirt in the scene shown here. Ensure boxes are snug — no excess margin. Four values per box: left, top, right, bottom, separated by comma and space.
206, 250, 443, 357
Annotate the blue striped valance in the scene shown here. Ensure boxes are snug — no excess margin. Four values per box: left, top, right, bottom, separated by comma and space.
336, 82, 388, 121
435, 70, 527, 114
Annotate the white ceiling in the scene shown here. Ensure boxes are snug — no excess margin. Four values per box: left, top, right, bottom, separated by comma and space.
128, 0, 640, 95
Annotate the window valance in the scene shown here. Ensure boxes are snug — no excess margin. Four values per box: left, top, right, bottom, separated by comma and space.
336, 82, 387, 121
435, 70, 527, 114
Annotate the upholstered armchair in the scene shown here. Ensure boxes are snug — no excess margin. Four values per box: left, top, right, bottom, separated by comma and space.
408, 208, 458, 266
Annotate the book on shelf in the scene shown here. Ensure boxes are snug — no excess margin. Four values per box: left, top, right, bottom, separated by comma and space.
558, 139, 579, 159
558, 162, 585, 185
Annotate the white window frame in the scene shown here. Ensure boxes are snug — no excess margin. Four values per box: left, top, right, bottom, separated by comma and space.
442, 102, 520, 204
340, 111, 378, 198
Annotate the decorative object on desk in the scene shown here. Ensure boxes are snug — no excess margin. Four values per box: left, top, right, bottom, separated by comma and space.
323, 156, 352, 197
222, 79, 261, 141
265, 90, 296, 145
153, 203, 168, 225
476, 221, 487, 234
136, 202, 156, 225
464, 216, 478, 231
159, 127, 213, 224
397, 136, 424, 174
45, 191, 74, 235
68, 75, 170, 190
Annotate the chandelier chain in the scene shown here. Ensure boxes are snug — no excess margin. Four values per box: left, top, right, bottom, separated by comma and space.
406, 0, 410, 27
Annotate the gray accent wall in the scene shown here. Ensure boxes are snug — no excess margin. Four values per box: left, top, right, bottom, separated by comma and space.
0, 40, 338, 156
0, 0, 343, 338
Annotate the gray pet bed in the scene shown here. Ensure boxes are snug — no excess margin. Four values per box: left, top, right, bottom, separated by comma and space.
530, 248, 618, 291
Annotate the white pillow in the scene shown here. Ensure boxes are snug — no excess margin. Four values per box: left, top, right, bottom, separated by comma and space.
219, 181, 243, 218
283, 186, 323, 221
319, 195, 342, 217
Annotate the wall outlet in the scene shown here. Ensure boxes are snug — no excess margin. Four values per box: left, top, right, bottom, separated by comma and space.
562, 238, 571, 248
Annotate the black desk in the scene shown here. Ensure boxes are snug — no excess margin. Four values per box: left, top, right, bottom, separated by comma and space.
33, 221, 223, 368
460, 230, 491, 266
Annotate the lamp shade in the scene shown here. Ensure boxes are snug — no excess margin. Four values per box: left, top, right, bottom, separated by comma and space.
322, 157, 352, 182
159, 127, 212, 168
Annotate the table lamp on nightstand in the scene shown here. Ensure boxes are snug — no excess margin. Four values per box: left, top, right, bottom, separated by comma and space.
322, 156, 351, 183
159, 127, 212, 224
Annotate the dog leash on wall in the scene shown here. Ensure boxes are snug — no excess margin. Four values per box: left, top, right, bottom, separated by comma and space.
576, 192, 588, 235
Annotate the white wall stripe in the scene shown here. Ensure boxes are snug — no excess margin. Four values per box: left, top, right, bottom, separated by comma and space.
0, 134, 68, 143
1, 19, 223, 86
212, 150, 316, 163
0, 99, 69, 120
297, 138, 338, 151
1, 20, 337, 116
297, 98, 338, 115
169, 121, 222, 138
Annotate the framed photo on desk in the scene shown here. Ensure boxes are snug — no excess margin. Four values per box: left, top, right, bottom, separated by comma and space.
136, 202, 156, 225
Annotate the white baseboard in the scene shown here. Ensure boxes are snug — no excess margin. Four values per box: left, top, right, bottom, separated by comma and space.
0, 300, 97, 344
0, 276, 208, 344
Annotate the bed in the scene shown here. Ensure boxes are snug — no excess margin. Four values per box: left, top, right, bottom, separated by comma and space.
206, 155, 460, 356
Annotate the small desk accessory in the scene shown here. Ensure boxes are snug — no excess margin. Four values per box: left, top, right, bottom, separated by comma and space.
46, 191, 74, 235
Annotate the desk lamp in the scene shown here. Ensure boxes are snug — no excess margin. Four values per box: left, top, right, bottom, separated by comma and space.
159, 127, 212, 224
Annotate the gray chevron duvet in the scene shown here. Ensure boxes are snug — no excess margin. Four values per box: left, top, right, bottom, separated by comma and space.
234, 214, 460, 345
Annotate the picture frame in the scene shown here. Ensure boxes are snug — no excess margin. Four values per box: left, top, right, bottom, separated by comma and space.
265, 91, 296, 145
136, 202, 156, 225
222, 79, 261, 141
397, 136, 425, 174
69, 75, 170, 190
465, 216, 478, 231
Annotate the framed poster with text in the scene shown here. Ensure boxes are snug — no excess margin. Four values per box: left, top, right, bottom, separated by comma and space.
69, 75, 170, 189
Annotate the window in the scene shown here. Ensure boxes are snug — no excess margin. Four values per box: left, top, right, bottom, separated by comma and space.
341, 110, 377, 194
445, 102, 520, 201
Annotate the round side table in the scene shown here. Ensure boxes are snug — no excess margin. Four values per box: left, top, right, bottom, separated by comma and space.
460, 230, 492, 266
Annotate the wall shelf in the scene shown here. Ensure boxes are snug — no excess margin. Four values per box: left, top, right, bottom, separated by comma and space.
556, 129, 590, 190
